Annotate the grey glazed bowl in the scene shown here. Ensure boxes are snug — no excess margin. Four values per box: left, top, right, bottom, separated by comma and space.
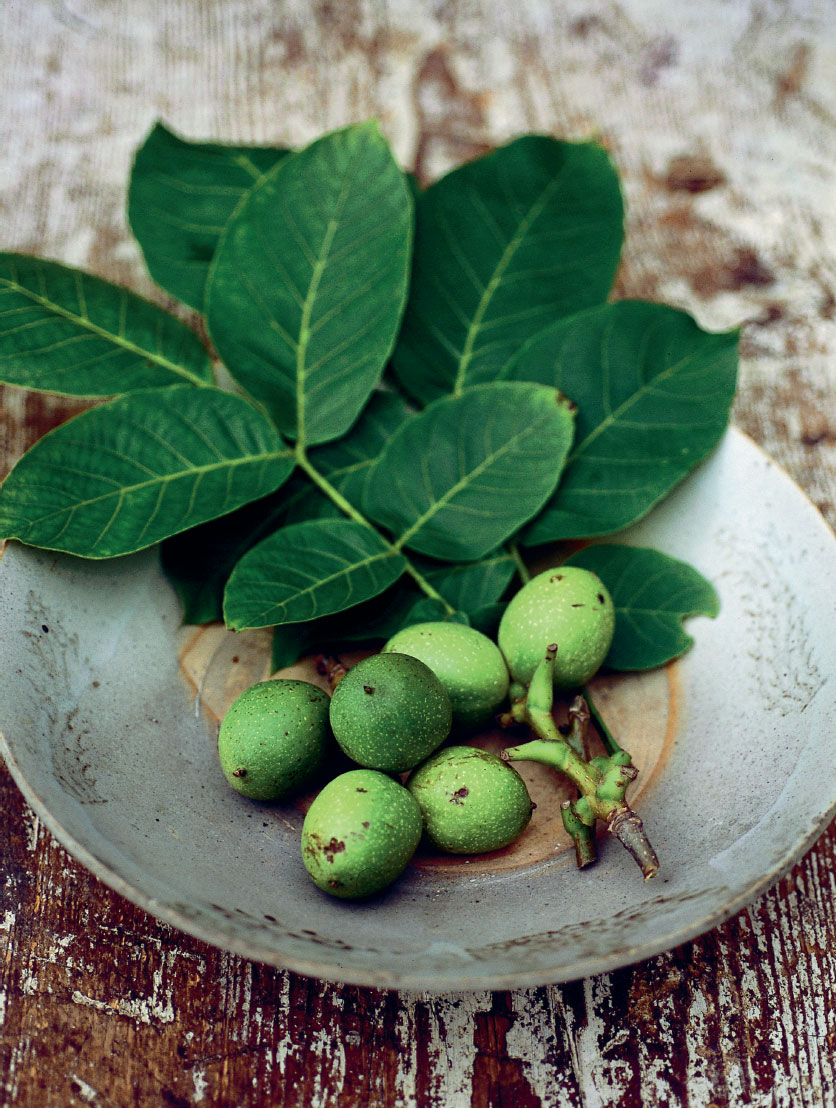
1, 428, 835, 991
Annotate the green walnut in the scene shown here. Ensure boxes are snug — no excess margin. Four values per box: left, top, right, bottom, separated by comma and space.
407, 746, 533, 854
382, 622, 510, 728
329, 652, 452, 772
301, 769, 423, 898
498, 566, 615, 687
218, 679, 332, 801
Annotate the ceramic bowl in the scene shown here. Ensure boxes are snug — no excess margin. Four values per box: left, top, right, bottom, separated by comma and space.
1, 427, 835, 991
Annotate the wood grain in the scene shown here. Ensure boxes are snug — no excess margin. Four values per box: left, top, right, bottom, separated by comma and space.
3, 1, 836, 1104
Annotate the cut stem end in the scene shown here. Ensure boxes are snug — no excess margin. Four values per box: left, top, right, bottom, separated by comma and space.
607, 807, 660, 880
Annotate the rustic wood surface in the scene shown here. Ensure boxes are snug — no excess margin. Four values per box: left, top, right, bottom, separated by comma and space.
3, 1, 836, 1104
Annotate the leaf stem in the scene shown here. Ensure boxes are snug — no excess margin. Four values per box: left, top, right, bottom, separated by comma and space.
296, 449, 456, 615
507, 539, 531, 584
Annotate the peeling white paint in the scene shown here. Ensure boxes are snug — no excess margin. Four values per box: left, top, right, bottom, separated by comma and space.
312, 1021, 347, 1105
19, 973, 38, 997
71, 975, 176, 1026
567, 977, 608, 1108
191, 1067, 208, 1104
23, 808, 40, 854
70, 1073, 100, 1104
428, 993, 493, 1106
71, 990, 111, 1013
3, 1032, 30, 1104
391, 1003, 420, 1107
505, 989, 580, 1108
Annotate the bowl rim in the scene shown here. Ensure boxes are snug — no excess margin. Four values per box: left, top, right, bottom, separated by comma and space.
4, 716, 835, 993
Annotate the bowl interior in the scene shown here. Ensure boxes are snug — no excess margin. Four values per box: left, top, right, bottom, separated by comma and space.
2, 429, 835, 990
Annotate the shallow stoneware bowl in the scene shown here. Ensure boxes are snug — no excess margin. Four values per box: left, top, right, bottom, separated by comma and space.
1, 427, 835, 991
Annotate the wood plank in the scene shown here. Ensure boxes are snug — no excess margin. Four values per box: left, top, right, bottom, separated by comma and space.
2, 2, 836, 1105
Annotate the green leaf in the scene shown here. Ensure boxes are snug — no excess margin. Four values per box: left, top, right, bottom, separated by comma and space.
364, 382, 576, 562
160, 489, 289, 624
223, 518, 408, 630
405, 171, 422, 203
271, 620, 324, 672
271, 572, 478, 670
565, 544, 719, 670
508, 302, 739, 544
308, 391, 411, 505
0, 255, 213, 395
279, 474, 340, 524
207, 121, 413, 445
128, 121, 289, 310
404, 598, 469, 625
0, 386, 294, 557
161, 392, 412, 619
467, 602, 506, 638
422, 551, 516, 613
271, 584, 420, 668
327, 591, 467, 646
281, 390, 412, 525
392, 136, 623, 405
329, 585, 445, 643
332, 590, 454, 646
268, 584, 453, 671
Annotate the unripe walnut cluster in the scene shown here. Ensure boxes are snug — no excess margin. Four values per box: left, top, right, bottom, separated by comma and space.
217, 566, 616, 898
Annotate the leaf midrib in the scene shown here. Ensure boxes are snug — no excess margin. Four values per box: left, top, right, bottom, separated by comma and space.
616, 604, 708, 617
393, 406, 555, 551
453, 166, 569, 396
295, 160, 361, 448
237, 545, 402, 626
296, 218, 339, 446
0, 273, 209, 388
11, 448, 293, 530
567, 340, 716, 463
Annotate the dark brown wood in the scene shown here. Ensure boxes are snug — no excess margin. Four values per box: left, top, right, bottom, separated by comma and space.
3, 1, 836, 1104
3, 760, 836, 1108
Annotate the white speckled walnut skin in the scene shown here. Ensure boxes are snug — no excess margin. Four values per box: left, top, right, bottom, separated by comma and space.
383, 622, 510, 726
498, 567, 615, 687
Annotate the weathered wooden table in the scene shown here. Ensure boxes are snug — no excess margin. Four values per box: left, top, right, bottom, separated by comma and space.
3, 2, 836, 1104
